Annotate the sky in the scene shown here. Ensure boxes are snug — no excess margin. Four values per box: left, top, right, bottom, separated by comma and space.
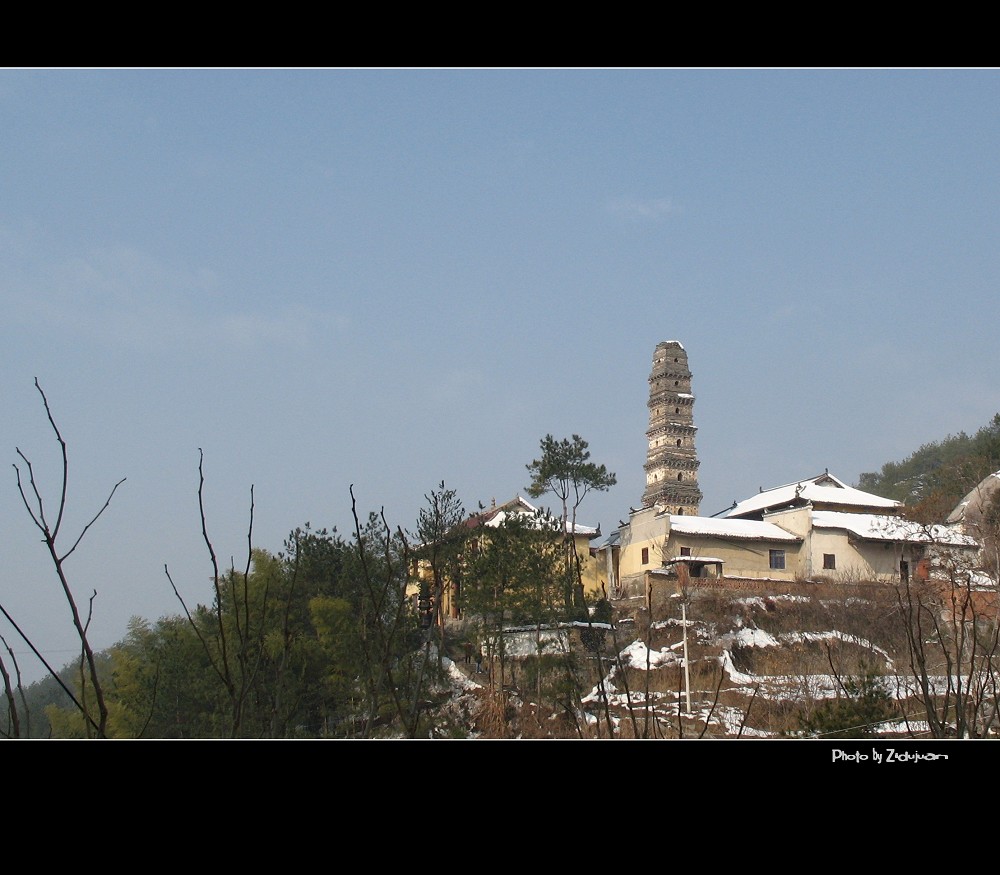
2, 68, 1000, 685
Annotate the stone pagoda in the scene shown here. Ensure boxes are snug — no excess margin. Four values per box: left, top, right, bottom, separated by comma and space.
641, 340, 702, 515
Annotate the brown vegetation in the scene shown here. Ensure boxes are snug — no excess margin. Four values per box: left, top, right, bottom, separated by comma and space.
446, 573, 1000, 739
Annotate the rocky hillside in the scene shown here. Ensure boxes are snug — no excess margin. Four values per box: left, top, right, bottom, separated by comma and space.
440, 577, 995, 739
603, 581, 911, 739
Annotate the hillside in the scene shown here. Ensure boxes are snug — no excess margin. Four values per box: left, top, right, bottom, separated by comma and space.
436, 574, 996, 740
14, 561, 995, 741
857, 413, 1000, 509
602, 582, 914, 739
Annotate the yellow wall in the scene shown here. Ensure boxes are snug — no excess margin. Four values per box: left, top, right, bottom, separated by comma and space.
615, 507, 670, 595
576, 532, 605, 600
611, 506, 804, 594
603, 501, 985, 595
661, 534, 801, 580
763, 505, 963, 582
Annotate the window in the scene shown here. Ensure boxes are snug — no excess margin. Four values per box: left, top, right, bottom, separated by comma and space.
676, 439, 682, 447
680, 546, 691, 556
823, 553, 836, 570
677, 473, 683, 481
769, 549, 785, 570
641, 547, 649, 565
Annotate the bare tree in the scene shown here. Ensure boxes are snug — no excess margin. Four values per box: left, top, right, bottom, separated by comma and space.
894, 537, 1000, 738
6, 379, 125, 738
0, 634, 24, 738
164, 449, 266, 738
347, 486, 427, 737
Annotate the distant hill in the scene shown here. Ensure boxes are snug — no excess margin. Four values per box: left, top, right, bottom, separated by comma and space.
857, 413, 1000, 514
5, 668, 78, 738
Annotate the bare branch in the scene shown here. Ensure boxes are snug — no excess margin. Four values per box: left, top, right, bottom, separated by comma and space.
9, 380, 115, 736
233, 484, 256, 648
166, 451, 259, 736
33, 378, 69, 541
697, 664, 727, 739
737, 684, 758, 738
60, 477, 127, 563
0, 638, 20, 739
197, 449, 228, 680
164, 563, 230, 688
0, 600, 100, 734
13, 453, 47, 533
197, 450, 221, 584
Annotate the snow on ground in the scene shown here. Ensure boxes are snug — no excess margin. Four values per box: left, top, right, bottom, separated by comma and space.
735, 593, 814, 609
819, 596, 874, 609
619, 639, 680, 669
444, 656, 482, 692
724, 625, 893, 669
730, 627, 780, 647
435, 621, 978, 738
785, 630, 893, 668
651, 617, 694, 630
714, 705, 772, 737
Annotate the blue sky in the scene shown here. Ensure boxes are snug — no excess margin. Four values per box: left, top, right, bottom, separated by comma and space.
2, 69, 999, 683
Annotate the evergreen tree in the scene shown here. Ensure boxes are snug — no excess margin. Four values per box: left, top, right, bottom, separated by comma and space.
526, 434, 616, 609
858, 412, 1000, 508
799, 665, 896, 739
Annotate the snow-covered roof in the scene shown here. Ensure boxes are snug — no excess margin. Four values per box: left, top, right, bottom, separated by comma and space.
475, 496, 599, 537
662, 556, 725, 565
668, 514, 801, 542
811, 511, 979, 547
598, 530, 621, 548
725, 472, 902, 519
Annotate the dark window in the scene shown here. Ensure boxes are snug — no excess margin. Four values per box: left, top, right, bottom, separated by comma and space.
641, 547, 649, 565
769, 549, 785, 570
823, 553, 836, 570
677, 473, 683, 481
680, 546, 691, 556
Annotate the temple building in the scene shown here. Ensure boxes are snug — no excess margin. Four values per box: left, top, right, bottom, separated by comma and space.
592, 342, 978, 599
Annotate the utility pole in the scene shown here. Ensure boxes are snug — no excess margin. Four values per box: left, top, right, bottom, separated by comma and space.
681, 595, 692, 717
671, 587, 693, 718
